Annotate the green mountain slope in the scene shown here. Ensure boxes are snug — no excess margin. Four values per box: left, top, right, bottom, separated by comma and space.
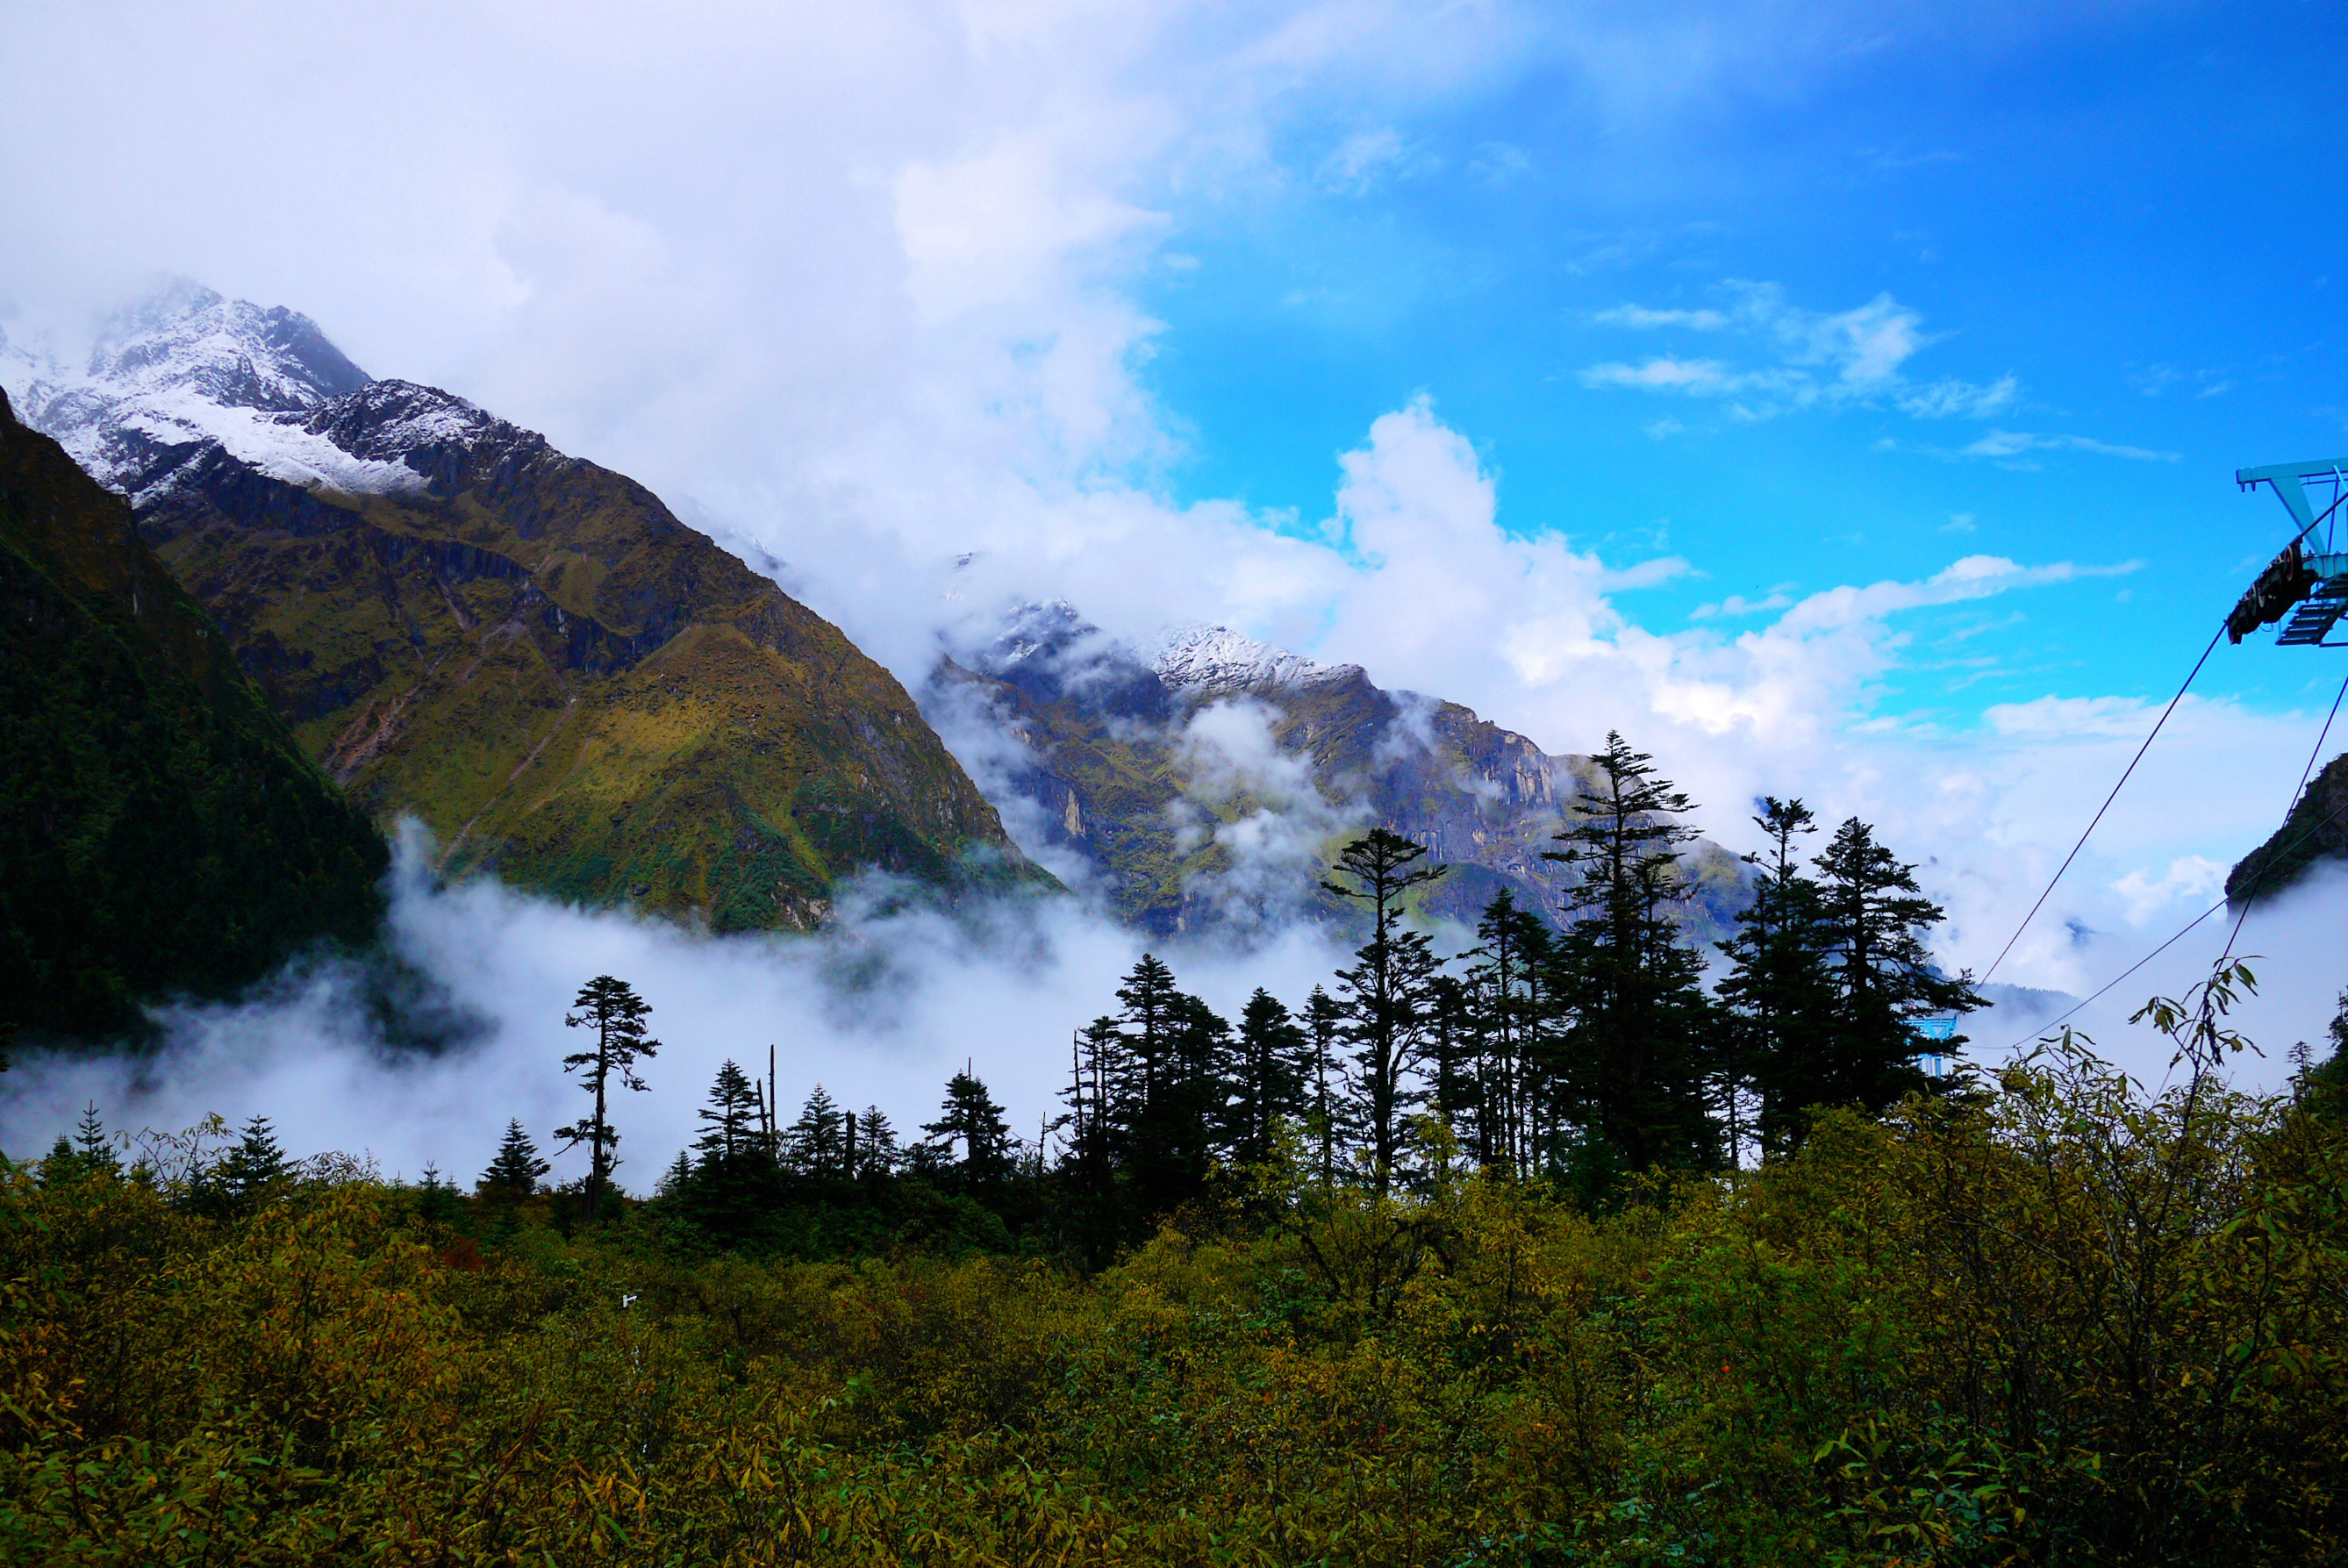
128, 382, 1034, 929
0, 390, 388, 1045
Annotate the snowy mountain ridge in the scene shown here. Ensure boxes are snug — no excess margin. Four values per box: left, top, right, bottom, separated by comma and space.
976, 601, 1353, 699
0, 280, 445, 505
1149, 623, 1357, 695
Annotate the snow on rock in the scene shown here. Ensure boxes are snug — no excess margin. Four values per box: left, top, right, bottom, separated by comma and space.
1149, 624, 1355, 695
0, 279, 450, 504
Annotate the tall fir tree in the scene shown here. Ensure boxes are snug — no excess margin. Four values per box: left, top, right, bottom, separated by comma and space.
72, 1101, 120, 1178
1302, 985, 1349, 1186
1543, 733, 1722, 1180
552, 975, 659, 1212
786, 1085, 849, 1179
1714, 798, 1840, 1158
1323, 827, 1447, 1193
693, 1061, 763, 1171
852, 1106, 900, 1178
1226, 988, 1309, 1168
1466, 889, 1556, 1177
477, 1120, 550, 1199
1809, 817, 1982, 1121
215, 1115, 290, 1212
922, 1070, 1015, 1187
1109, 955, 1227, 1214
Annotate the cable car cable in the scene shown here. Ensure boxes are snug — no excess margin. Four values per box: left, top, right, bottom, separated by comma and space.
1979, 621, 2227, 984
1996, 691, 2348, 1052
2219, 662, 2348, 964
1999, 793, 2348, 1051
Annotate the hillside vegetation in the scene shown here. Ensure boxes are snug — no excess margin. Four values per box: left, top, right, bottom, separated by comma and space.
0, 390, 385, 1044
132, 382, 1037, 928
7, 999, 2344, 1566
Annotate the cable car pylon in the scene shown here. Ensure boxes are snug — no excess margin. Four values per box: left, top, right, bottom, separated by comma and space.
2230, 458, 2348, 646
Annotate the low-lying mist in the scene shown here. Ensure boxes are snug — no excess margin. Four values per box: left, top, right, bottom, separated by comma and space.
0, 827, 1354, 1186
4, 832, 2341, 1185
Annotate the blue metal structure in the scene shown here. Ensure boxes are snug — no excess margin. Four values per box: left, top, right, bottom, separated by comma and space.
1911, 1013, 1959, 1078
2233, 458, 2348, 646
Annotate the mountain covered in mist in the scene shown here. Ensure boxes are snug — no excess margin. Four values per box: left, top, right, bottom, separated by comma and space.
0, 385, 387, 1043
2228, 749, 2348, 906
933, 604, 1750, 937
2, 284, 1034, 931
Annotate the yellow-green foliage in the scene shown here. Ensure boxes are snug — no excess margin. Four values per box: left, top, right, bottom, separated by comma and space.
7, 1066, 2344, 1564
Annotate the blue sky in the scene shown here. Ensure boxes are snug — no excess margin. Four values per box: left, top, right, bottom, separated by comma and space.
1138, 0, 2348, 720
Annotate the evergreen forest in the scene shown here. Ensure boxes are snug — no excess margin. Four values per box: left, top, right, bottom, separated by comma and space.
7, 734, 2347, 1564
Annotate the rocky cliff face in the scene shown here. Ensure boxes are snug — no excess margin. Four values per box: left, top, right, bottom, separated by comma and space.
4, 285, 1035, 931
0, 386, 388, 1044
933, 604, 1750, 939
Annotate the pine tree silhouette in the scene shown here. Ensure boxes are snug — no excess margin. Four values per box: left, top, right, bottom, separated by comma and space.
1543, 733, 1721, 1182
217, 1114, 290, 1210
1228, 988, 1309, 1168
1323, 827, 1447, 1193
1809, 816, 1981, 1123
1715, 798, 1839, 1157
552, 975, 659, 1213
72, 1101, 119, 1178
478, 1120, 549, 1199
922, 1070, 1014, 1187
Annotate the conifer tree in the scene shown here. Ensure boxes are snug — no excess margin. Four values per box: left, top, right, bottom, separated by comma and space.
1063, 1015, 1127, 1182
1156, 990, 1229, 1204
922, 1070, 1014, 1187
1115, 954, 1183, 1116
1423, 973, 1477, 1170
73, 1101, 119, 1178
787, 1085, 849, 1179
1543, 733, 1721, 1179
218, 1114, 290, 1209
1227, 989, 1308, 1168
1466, 889, 1555, 1176
693, 1061, 762, 1171
1715, 798, 1840, 1158
415, 1163, 462, 1228
853, 1106, 900, 1177
478, 1119, 549, 1199
1809, 817, 1981, 1119
553, 975, 659, 1212
1108, 955, 1227, 1214
1302, 985, 1349, 1186
1324, 827, 1447, 1192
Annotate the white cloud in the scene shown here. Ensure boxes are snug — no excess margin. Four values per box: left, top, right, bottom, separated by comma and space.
1584, 279, 2017, 423
1317, 127, 1436, 193
1960, 429, 2180, 463
1594, 304, 1729, 329
1691, 590, 1795, 619
1899, 375, 2018, 419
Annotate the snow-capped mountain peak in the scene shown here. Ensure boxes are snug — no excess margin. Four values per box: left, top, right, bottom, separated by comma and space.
1149, 624, 1354, 694
82, 278, 370, 414
0, 280, 467, 505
